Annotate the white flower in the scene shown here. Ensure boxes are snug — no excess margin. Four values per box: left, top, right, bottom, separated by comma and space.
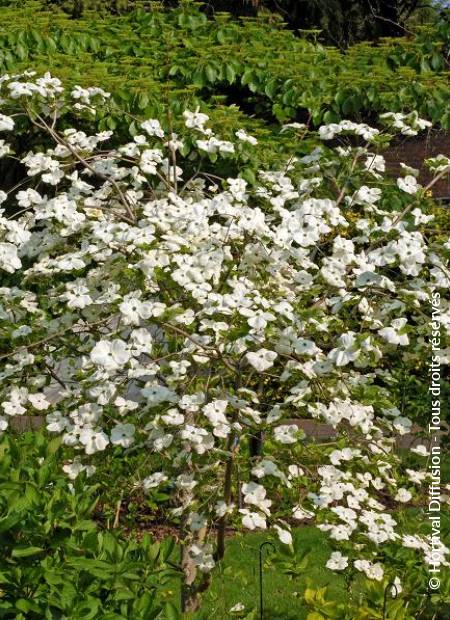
242, 482, 272, 514
63, 457, 95, 480
110, 423, 135, 447
274, 524, 292, 545
391, 577, 402, 596
318, 123, 340, 140
79, 429, 109, 455
0, 114, 14, 131
328, 524, 352, 541
395, 488, 412, 503
189, 543, 215, 572
161, 408, 185, 426
326, 551, 348, 571
0, 140, 11, 158
397, 175, 420, 194
143, 472, 168, 490
328, 332, 360, 366
0, 417, 8, 432
281, 122, 306, 132
215, 501, 235, 518
239, 509, 267, 530
251, 459, 284, 480
61, 282, 92, 309
230, 603, 245, 613
411, 207, 433, 225
288, 465, 304, 479
235, 129, 257, 145
329, 448, 360, 466
141, 119, 164, 138
188, 512, 207, 532
46, 412, 70, 432
183, 110, 210, 131
293, 338, 319, 356
0, 243, 21, 273
292, 505, 314, 520
273, 424, 299, 444
141, 383, 176, 406
406, 468, 426, 484
176, 474, 198, 491
139, 148, 163, 175
119, 295, 161, 325
246, 348, 277, 371
1, 388, 28, 416
203, 400, 228, 425
119, 297, 143, 325
354, 559, 384, 581
365, 154, 385, 176
393, 416, 412, 435
196, 137, 235, 154
353, 186, 382, 205
28, 393, 50, 411
180, 425, 214, 454
411, 445, 429, 456
90, 339, 130, 371
378, 319, 409, 346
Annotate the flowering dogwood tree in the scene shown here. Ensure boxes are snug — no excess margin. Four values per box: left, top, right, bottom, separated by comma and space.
0, 71, 449, 612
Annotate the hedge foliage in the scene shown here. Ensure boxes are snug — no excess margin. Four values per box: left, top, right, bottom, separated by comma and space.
3, 0, 447, 45
0, 1, 449, 142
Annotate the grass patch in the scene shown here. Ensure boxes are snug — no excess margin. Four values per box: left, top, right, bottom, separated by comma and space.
189, 527, 345, 619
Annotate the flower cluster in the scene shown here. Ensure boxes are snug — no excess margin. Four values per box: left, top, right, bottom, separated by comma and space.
1, 71, 449, 591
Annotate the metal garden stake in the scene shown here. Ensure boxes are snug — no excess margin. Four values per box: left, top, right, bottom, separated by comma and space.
259, 541, 275, 620
383, 581, 398, 620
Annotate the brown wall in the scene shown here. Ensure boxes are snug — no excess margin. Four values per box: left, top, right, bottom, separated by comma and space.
383, 130, 450, 199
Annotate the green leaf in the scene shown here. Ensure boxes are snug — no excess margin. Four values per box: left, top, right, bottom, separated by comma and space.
164, 602, 180, 620
46, 436, 62, 455
241, 168, 256, 185
106, 116, 117, 130
440, 111, 450, 131
138, 93, 149, 110
16, 599, 41, 613
66, 558, 113, 578
0, 513, 21, 532
204, 65, 216, 83
304, 588, 317, 605
264, 79, 278, 99
74, 597, 101, 620
12, 546, 43, 558
225, 64, 236, 84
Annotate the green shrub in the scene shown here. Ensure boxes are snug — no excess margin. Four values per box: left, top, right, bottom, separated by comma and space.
0, 432, 179, 619
0, 1, 449, 139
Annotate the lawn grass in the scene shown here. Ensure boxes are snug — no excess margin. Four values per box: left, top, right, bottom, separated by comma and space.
189, 527, 345, 619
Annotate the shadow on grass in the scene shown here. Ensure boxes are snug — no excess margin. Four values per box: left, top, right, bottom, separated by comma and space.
262, 609, 304, 620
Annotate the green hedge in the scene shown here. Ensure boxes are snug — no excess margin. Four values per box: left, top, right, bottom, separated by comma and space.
1, 2, 449, 124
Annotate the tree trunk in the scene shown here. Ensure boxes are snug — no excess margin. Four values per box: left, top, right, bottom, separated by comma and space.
180, 531, 200, 614
216, 433, 236, 561
71, 0, 84, 18
180, 520, 209, 613
372, 0, 404, 37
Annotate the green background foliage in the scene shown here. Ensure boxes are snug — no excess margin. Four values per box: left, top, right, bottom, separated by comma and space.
0, 1, 449, 141
0, 432, 179, 619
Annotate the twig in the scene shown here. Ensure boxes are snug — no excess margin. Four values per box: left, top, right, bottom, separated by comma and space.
32, 112, 136, 223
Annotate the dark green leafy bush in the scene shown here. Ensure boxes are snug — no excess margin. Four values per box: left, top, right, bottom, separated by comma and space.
0, 432, 179, 619
0, 1, 449, 136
